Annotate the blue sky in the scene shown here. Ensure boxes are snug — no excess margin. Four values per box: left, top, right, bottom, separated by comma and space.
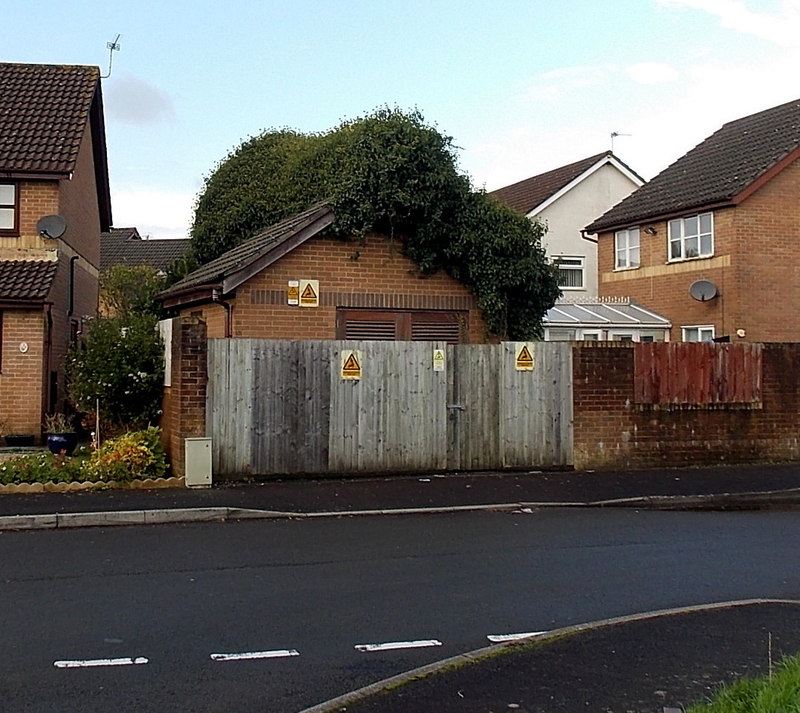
6, 1, 800, 239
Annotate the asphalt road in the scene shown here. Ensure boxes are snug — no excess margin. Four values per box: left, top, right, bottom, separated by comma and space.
3, 508, 800, 712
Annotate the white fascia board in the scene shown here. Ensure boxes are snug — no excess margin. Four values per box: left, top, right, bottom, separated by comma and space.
525, 155, 643, 219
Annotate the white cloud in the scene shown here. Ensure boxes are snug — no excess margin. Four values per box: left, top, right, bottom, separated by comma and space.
625, 62, 680, 84
112, 189, 195, 240
659, 0, 800, 47
105, 73, 176, 125
525, 65, 610, 102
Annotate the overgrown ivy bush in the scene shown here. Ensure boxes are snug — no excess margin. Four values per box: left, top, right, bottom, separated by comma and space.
0, 428, 168, 485
191, 108, 560, 339
67, 315, 164, 429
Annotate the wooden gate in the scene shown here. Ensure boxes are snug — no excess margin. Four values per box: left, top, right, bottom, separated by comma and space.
207, 339, 573, 477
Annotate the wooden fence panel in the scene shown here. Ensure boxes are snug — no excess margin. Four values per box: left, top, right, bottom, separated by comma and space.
634, 342, 762, 405
251, 340, 330, 474
328, 341, 448, 472
208, 339, 254, 475
501, 342, 573, 468
207, 339, 572, 477
446, 345, 502, 470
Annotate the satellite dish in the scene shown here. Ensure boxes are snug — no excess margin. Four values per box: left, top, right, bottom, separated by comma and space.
36, 215, 67, 239
689, 279, 718, 301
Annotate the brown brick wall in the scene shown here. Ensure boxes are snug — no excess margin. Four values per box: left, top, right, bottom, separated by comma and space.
598, 158, 800, 342
160, 317, 208, 478
183, 233, 490, 343
0, 310, 46, 437
572, 343, 800, 470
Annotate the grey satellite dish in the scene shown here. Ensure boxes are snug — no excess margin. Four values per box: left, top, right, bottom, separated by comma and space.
689, 279, 718, 301
36, 214, 67, 239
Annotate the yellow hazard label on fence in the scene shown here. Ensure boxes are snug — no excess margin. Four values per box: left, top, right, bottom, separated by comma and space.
432, 349, 446, 372
515, 343, 534, 371
341, 350, 362, 380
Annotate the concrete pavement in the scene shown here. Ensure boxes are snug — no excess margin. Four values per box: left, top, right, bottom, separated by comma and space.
2, 462, 800, 531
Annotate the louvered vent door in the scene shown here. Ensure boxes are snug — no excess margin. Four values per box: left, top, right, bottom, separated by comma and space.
336, 309, 465, 343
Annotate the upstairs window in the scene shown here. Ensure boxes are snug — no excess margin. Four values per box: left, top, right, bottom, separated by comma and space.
554, 256, 584, 289
0, 183, 18, 235
669, 212, 713, 261
615, 228, 640, 269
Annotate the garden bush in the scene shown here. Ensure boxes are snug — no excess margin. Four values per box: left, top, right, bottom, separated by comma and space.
0, 428, 168, 485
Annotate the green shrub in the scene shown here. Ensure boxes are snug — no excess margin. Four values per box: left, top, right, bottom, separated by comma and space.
67, 315, 164, 429
84, 427, 167, 482
0, 428, 168, 485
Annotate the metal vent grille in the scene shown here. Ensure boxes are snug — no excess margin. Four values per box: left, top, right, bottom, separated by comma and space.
344, 320, 397, 340
410, 321, 461, 343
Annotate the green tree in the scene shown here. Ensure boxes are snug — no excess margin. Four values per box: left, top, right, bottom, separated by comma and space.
100, 264, 166, 319
191, 108, 560, 339
66, 314, 164, 429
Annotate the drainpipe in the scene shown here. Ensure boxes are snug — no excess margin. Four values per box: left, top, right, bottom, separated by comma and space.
580, 229, 598, 243
211, 289, 233, 338
68, 255, 79, 316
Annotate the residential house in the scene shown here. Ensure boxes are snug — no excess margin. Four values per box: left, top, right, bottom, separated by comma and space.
586, 98, 800, 343
491, 151, 643, 297
491, 152, 670, 341
0, 63, 111, 437
159, 204, 489, 343
101, 227, 191, 274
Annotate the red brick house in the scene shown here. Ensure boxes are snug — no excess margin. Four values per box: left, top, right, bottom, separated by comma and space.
0, 63, 111, 437
159, 203, 489, 343
586, 98, 800, 343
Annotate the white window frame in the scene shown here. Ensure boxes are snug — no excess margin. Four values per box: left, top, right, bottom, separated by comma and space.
0, 183, 17, 234
615, 227, 640, 269
669, 212, 713, 261
682, 325, 715, 342
553, 256, 584, 290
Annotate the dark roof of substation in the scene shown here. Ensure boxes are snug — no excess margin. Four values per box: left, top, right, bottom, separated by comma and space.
159, 203, 334, 307
0, 62, 112, 229
490, 152, 642, 215
586, 98, 800, 233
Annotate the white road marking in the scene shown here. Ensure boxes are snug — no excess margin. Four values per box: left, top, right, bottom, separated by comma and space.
210, 649, 300, 661
487, 631, 546, 642
355, 639, 443, 652
54, 657, 148, 669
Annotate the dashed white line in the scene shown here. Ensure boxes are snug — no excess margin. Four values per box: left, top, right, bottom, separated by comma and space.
54, 657, 149, 669
487, 631, 546, 643
355, 639, 443, 652
210, 649, 300, 661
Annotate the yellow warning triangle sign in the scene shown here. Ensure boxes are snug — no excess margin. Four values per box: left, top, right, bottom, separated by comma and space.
516, 344, 534, 370
342, 352, 361, 376
301, 283, 317, 300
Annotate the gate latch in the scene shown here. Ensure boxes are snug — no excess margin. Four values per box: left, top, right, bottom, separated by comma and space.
446, 404, 466, 411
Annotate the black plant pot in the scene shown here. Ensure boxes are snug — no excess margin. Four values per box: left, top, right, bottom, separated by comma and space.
46, 433, 79, 456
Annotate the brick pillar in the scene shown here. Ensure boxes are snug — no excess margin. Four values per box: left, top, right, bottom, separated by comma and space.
161, 316, 208, 478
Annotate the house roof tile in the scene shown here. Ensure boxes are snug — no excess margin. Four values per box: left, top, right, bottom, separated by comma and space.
0, 63, 101, 175
490, 152, 641, 215
586, 98, 800, 233
101, 228, 191, 272
160, 203, 334, 303
0, 260, 57, 302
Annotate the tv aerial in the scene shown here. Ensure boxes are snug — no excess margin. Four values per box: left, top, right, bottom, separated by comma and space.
610, 131, 631, 152
100, 34, 121, 79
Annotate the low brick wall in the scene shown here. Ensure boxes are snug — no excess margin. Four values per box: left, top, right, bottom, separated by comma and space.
572, 343, 800, 470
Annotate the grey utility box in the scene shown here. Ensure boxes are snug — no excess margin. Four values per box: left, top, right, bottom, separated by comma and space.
184, 437, 212, 488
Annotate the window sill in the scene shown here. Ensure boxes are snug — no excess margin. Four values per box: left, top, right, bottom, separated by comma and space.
613, 265, 641, 272
667, 254, 714, 264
